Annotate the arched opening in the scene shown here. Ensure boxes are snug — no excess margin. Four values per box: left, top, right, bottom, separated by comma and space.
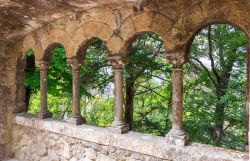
14, 49, 36, 114
78, 38, 113, 127
185, 24, 248, 150
125, 32, 172, 136
27, 45, 71, 119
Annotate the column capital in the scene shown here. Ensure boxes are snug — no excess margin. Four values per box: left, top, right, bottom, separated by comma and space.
67, 58, 82, 70
108, 55, 128, 70
166, 52, 186, 68
36, 60, 50, 70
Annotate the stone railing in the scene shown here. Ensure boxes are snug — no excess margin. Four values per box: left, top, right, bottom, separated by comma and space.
11, 114, 249, 161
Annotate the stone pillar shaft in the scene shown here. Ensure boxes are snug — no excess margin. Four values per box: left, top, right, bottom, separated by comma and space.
165, 55, 188, 146
40, 66, 47, 111
114, 67, 124, 123
37, 61, 52, 119
67, 59, 85, 125
72, 67, 81, 115
109, 55, 129, 133
172, 66, 183, 131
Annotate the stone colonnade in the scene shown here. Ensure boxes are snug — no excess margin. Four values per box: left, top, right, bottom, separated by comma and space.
21, 39, 250, 149
34, 47, 190, 146
33, 45, 250, 147
32, 44, 250, 148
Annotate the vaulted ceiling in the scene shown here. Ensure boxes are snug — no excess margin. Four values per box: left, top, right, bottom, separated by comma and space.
0, 0, 132, 41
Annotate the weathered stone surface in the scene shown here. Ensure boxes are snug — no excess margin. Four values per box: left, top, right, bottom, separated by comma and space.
11, 114, 249, 161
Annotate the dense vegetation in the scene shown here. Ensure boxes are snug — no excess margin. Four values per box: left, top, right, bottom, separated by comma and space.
25, 24, 248, 151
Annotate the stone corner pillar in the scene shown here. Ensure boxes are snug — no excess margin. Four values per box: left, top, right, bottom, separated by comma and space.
165, 54, 189, 146
108, 55, 129, 134
13, 54, 27, 114
36, 60, 52, 119
66, 58, 85, 125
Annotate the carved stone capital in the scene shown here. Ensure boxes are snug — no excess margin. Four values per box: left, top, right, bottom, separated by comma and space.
166, 55, 185, 68
67, 58, 82, 70
108, 55, 128, 70
166, 51, 186, 68
36, 60, 50, 70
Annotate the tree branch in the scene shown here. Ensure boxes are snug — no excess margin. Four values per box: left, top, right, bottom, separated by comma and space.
208, 26, 221, 84
191, 57, 218, 87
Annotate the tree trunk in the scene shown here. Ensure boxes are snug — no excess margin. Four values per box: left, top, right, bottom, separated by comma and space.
213, 73, 230, 144
214, 89, 227, 143
125, 76, 135, 130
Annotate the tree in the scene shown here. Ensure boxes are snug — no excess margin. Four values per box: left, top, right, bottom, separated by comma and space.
125, 32, 172, 132
186, 24, 248, 148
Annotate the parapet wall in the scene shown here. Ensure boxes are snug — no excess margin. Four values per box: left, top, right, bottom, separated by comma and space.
11, 114, 249, 161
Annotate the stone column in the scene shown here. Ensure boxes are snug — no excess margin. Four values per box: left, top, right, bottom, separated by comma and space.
246, 46, 250, 152
37, 60, 52, 119
109, 55, 129, 133
166, 55, 188, 146
67, 58, 85, 125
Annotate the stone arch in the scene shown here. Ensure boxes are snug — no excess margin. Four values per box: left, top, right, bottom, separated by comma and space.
117, 11, 173, 57
167, 1, 250, 58
39, 28, 78, 60
21, 29, 77, 61
71, 21, 114, 58
39, 43, 63, 63
121, 31, 168, 59
22, 34, 42, 61
74, 37, 111, 62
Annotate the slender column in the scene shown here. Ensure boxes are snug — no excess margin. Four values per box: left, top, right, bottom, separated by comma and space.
109, 55, 129, 133
246, 46, 250, 152
37, 60, 52, 119
166, 55, 188, 146
67, 58, 85, 125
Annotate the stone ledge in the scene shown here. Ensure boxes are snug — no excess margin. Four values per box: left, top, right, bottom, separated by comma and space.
13, 113, 249, 161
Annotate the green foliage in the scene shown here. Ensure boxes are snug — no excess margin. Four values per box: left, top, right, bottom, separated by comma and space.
82, 97, 114, 127
25, 49, 40, 91
28, 92, 72, 118
80, 39, 113, 95
126, 32, 172, 135
185, 24, 248, 150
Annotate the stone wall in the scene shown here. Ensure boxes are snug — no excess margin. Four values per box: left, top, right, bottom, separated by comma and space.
11, 114, 249, 161
13, 126, 166, 161
0, 40, 20, 159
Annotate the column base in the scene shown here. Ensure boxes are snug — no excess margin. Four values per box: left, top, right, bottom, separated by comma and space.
165, 129, 189, 146
37, 110, 52, 119
245, 145, 249, 152
108, 121, 129, 134
67, 114, 86, 125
